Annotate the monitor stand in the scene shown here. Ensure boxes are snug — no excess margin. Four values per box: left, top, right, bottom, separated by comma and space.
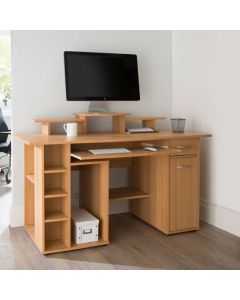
88, 101, 110, 113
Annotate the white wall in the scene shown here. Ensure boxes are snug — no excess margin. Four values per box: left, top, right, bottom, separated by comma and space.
172, 31, 240, 237
11, 30, 172, 227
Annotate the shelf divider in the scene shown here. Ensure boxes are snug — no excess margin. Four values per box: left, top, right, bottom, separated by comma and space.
44, 189, 68, 199
44, 166, 67, 174
45, 211, 68, 223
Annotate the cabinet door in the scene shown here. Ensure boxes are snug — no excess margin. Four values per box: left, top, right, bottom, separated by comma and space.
170, 156, 199, 232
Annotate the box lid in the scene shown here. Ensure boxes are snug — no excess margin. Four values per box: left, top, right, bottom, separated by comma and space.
72, 208, 99, 225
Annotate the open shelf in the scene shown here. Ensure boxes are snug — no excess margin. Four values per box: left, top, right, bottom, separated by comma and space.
109, 187, 149, 201
45, 211, 68, 223
45, 221, 68, 252
45, 239, 68, 252
44, 166, 67, 174
26, 174, 35, 184
44, 189, 68, 198
44, 172, 68, 198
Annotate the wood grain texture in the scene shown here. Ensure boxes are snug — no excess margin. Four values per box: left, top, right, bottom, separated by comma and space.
131, 155, 170, 233
34, 145, 45, 252
126, 116, 166, 121
34, 118, 84, 123
14, 131, 212, 146
75, 112, 128, 117
170, 138, 200, 156
112, 115, 126, 133
170, 156, 199, 232
1, 214, 240, 269
41, 123, 50, 136
24, 144, 35, 226
142, 119, 157, 130
109, 187, 149, 201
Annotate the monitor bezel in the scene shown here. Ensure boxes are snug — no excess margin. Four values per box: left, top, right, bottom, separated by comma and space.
64, 51, 140, 101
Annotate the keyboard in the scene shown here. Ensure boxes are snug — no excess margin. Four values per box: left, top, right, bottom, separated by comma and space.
89, 148, 131, 155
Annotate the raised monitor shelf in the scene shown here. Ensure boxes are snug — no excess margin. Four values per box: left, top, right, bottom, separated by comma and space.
109, 187, 149, 201
33, 117, 84, 136
126, 115, 166, 131
44, 189, 68, 199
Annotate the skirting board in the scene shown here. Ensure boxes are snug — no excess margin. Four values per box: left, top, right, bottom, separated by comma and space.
200, 200, 240, 238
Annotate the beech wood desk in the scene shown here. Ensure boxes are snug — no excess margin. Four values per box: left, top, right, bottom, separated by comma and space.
15, 130, 211, 254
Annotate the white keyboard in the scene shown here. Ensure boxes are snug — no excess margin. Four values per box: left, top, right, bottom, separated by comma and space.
89, 148, 131, 155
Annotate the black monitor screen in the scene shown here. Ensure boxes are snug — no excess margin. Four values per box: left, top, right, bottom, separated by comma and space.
64, 52, 140, 101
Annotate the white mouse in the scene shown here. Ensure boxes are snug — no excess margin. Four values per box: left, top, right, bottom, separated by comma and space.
144, 146, 158, 152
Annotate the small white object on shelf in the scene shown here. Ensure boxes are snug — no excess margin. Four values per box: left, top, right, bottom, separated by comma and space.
126, 127, 155, 134
72, 208, 99, 244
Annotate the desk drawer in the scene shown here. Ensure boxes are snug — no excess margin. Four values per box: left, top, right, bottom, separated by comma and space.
170, 138, 199, 156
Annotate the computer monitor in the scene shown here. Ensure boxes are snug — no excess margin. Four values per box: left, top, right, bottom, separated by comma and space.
64, 51, 140, 112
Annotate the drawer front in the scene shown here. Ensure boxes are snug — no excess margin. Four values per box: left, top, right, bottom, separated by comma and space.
170, 138, 199, 156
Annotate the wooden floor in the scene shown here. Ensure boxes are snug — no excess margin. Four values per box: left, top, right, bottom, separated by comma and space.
0, 212, 240, 269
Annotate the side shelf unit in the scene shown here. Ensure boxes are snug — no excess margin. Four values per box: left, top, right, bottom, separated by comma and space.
24, 143, 109, 254
25, 144, 71, 253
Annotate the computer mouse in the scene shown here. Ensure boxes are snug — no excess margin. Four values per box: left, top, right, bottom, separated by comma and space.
144, 146, 158, 152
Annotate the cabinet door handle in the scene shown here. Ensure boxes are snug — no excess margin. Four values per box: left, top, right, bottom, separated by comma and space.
177, 164, 192, 169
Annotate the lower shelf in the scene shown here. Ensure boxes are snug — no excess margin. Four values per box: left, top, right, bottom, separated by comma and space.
109, 187, 149, 201
25, 221, 108, 254
45, 239, 68, 253
44, 238, 108, 254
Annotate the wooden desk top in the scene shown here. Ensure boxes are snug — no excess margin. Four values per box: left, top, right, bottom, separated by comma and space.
14, 130, 212, 145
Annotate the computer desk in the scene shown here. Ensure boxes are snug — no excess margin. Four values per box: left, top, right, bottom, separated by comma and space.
14, 130, 211, 254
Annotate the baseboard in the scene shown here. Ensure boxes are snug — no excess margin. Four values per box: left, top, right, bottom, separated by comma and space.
200, 200, 240, 237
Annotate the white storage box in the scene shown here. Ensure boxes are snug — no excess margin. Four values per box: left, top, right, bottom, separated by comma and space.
72, 208, 99, 244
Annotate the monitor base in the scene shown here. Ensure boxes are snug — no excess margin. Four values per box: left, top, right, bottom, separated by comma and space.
88, 101, 110, 113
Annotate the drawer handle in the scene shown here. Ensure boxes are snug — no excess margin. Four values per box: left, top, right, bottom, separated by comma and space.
176, 145, 190, 149
83, 229, 93, 235
177, 164, 192, 169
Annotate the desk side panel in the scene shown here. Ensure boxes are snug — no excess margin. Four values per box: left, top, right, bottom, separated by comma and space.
34, 145, 45, 252
130, 155, 169, 233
